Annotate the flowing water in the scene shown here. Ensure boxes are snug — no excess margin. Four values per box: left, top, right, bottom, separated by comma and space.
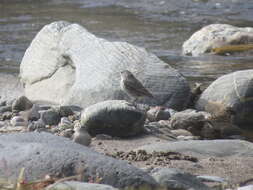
1, 0, 253, 87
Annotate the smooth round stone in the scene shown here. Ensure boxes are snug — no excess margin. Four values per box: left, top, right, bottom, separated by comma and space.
41, 110, 61, 125
10, 116, 28, 127
81, 100, 146, 137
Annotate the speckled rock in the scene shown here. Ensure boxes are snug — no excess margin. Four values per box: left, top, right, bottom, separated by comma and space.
196, 69, 253, 128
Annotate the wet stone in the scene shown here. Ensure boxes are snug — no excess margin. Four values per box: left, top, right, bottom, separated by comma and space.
10, 116, 28, 127
41, 110, 61, 125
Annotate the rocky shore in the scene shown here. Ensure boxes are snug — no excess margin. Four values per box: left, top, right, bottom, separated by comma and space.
1, 21, 253, 190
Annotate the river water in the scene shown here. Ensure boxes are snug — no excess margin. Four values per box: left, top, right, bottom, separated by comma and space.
1, 0, 253, 87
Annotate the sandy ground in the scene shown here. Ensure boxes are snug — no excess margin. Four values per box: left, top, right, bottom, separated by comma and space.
90, 134, 253, 188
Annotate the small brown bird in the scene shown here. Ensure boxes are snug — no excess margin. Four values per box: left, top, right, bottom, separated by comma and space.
120, 70, 154, 102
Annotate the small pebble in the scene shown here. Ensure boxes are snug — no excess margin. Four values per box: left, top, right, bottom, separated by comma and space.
10, 116, 28, 127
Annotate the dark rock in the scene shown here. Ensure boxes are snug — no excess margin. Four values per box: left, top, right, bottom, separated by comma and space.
81, 100, 146, 137
200, 123, 221, 139
12, 96, 33, 111
196, 70, 253, 128
95, 134, 113, 140
39, 105, 51, 111
0, 106, 12, 113
58, 106, 74, 117
151, 168, 210, 190
0, 101, 6, 106
0, 132, 157, 189
147, 106, 171, 122
41, 109, 61, 125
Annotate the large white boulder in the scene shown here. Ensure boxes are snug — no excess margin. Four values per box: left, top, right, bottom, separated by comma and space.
20, 21, 190, 110
183, 24, 253, 56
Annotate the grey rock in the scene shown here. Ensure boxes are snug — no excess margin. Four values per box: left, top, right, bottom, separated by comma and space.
28, 104, 41, 121
147, 106, 171, 122
41, 109, 61, 125
177, 135, 200, 141
170, 109, 211, 136
27, 120, 46, 131
196, 69, 253, 128
73, 127, 92, 146
0, 101, 6, 106
170, 129, 193, 137
39, 105, 52, 110
20, 21, 191, 110
81, 100, 146, 137
151, 168, 210, 190
60, 117, 72, 126
0, 132, 157, 189
59, 128, 74, 138
46, 181, 119, 190
58, 106, 74, 117
0, 105, 12, 113
183, 24, 253, 56
10, 116, 28, 127
135, 139, 253, 158
95, 134, 113, 140
12, 96, 33, 111
196, 175, 227, 183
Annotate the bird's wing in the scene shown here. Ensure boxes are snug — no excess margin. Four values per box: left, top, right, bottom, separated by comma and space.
124, 76, 154, 98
